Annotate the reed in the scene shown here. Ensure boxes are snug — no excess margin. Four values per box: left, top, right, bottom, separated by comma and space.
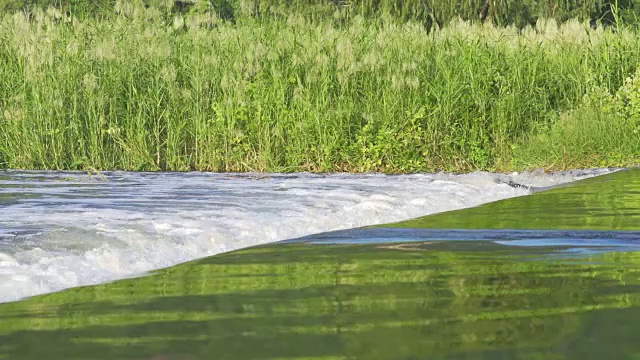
4, 0, 639, 29
0, 5, 638, 172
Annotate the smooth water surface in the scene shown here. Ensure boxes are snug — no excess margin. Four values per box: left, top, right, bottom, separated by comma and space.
0, 168, 639, 359
0, 170, 601, 303
3, 240, 640, 360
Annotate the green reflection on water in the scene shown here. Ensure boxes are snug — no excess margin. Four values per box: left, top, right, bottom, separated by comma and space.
382, 168, 640, 230
1, 168, 640, 359
2, 242, 640, 359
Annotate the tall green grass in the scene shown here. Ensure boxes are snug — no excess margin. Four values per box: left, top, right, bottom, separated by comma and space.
4, 0, 640, 29
0, 6, 639, 172
513, 64, 640, 170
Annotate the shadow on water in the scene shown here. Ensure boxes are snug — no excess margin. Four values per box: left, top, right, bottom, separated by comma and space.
1, 168, 640, 359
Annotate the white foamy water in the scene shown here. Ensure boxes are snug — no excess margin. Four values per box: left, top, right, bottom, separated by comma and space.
0, 169, 613, 303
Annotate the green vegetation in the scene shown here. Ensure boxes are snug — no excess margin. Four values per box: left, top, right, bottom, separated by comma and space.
0, 1, 639, 172
2, 0, 640, 28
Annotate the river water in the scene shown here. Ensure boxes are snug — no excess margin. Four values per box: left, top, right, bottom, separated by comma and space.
0, 169, 612, 303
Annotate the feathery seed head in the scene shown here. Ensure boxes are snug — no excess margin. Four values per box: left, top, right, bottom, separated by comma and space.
2, 108, 25, 122
82, 73, 99, 92
159, 64, 177, 83
173, 15, 185, 30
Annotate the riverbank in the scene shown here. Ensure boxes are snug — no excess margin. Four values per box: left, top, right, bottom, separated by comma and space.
0, 6, 639, 172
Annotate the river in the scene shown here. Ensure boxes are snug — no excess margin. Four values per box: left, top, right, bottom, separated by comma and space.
0, 169, 611, 303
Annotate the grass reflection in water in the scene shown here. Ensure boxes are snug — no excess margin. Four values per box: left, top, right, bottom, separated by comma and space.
1, 242, 640, 359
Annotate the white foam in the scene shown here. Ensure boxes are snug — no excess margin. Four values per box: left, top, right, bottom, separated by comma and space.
0, 169, 613, 303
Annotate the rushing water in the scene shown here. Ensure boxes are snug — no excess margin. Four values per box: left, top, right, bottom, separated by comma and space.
0, 169, 610, 303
